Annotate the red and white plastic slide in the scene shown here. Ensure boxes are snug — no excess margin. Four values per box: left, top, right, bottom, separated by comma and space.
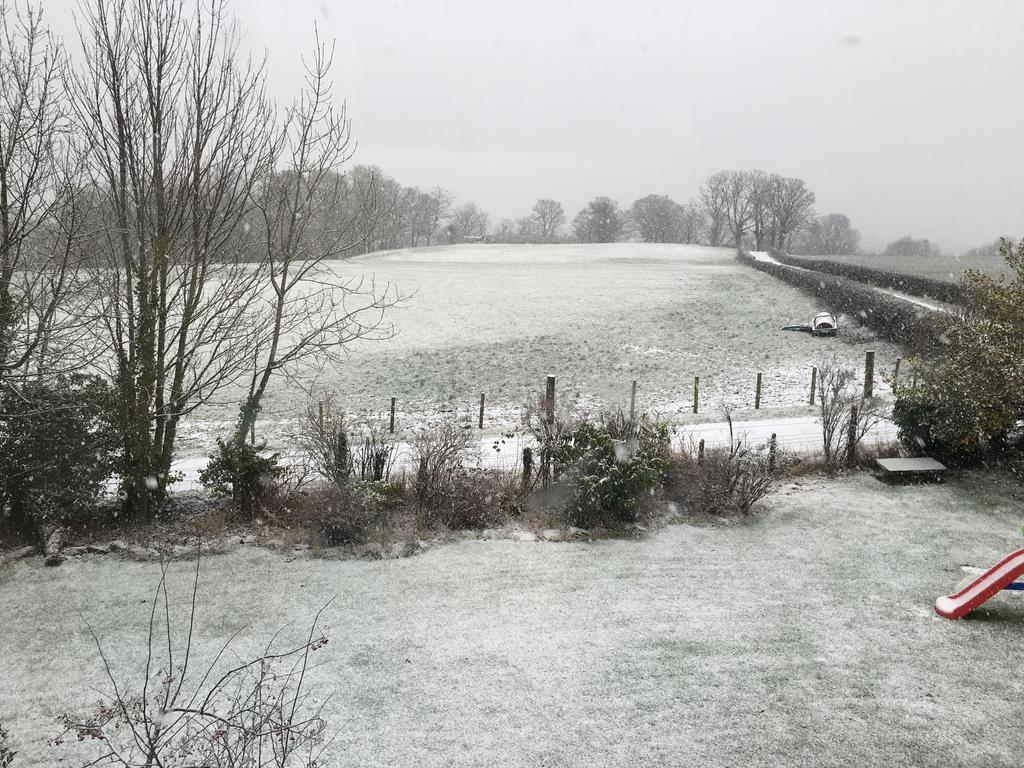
935, 548, 1024, 620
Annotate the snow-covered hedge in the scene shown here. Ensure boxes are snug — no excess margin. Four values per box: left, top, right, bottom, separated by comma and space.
750, 258, 943, 354
767, 249, 964, 305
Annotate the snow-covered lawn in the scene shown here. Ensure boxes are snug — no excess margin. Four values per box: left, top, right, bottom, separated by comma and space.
2, 472, 1023, 767
176, 243, 903, 459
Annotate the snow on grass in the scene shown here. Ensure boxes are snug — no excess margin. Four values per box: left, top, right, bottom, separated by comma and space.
2, 473, 1023, 766
176, 243, 903, 460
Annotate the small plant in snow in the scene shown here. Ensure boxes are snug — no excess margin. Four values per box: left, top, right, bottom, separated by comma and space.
0, 724, 15, 767
53, 557, 333, 767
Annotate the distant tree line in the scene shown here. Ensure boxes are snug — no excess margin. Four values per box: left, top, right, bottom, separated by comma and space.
386, 168, 865, 255
333, 166, 986, 261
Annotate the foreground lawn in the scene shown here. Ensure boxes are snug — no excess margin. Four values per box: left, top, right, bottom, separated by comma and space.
2, 473, 1023, 767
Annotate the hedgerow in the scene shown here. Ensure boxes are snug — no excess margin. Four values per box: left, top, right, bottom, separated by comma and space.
768, 250, 964, 304
749, 258, 943, 354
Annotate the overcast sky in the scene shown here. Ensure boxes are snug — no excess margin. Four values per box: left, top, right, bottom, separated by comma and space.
45, 0, 1024, 251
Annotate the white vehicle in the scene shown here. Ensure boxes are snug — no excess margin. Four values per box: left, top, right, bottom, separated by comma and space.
811, 312, 838, 337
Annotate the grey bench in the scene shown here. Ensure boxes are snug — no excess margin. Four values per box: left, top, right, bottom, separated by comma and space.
875, 457, 947, 483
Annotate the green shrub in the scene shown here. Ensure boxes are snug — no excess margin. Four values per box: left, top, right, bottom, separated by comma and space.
0, 374, 119, 541
200, 438, 282, 514
892, 397, 980, 465
547, 413, 668, 528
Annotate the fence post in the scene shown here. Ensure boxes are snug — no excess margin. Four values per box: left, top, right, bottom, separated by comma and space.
389, 397, 396, 434
846, 404, 859, 467
697, 438, 705, 465
912, 370, 918, 390
692, 376, 699, 414
863, 351, 875, 399
521, 447, 533, 494
545, 375, 556, 424
892, 358, 901, 395
769, 433, 777, 474
479, 393, 485, 429
755, 372, 763, 409
809, 366, 817, 406
629, 380, 638, 420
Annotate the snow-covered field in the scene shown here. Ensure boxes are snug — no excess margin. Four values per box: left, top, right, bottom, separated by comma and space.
2, 472, 1023, 767
177, 243, 903, 459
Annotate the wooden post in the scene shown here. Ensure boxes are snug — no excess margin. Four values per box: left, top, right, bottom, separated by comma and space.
769, 433, 777, 474
318, 400, 324, 433
863, 351, 875, 399
478, 393, 485, 429
389, 397, 396, 434
545, 375, 556, 424
629, 380, 638, 420
847, 404, 859, 467
692, 376, 699, 414
697, 438, 705, 465
912, 370, 919, 390
892, 358, 901, 395
754, 372, 763, 409
809, 366, 817, 406
521, 447, 533, 494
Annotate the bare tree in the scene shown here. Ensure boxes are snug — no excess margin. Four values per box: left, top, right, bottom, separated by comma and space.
530, 198, 565, 242
816, 357, 886, 469
723, 170, 754, 247
884, 235, 941, 259
447, 201, 488, 242
629, 194, 684, 243
678, 201, 706, 244
573, 196, 625, 243
405, 186, 450, 247
0, 3, 91, 390
72, 0, 277, 516
792, 212, 860, 255
235, 35, 399, 445
747, 170, 773, 250
698, 171, 729, 246
767, 175, 816, 250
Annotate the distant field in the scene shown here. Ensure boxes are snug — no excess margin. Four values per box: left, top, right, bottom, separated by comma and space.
791, 252, 1010, 281
178, 244, 904, 457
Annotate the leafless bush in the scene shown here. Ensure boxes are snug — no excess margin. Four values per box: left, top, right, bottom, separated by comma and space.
411, 418, 491, 530
524, 403, 574, 489
816, 356, 888, 470
53, 558, 334, 767
301, 395, 351, 487
351, 422, 397, 482
666, 409, 776, 516
301, 397, 396, 488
